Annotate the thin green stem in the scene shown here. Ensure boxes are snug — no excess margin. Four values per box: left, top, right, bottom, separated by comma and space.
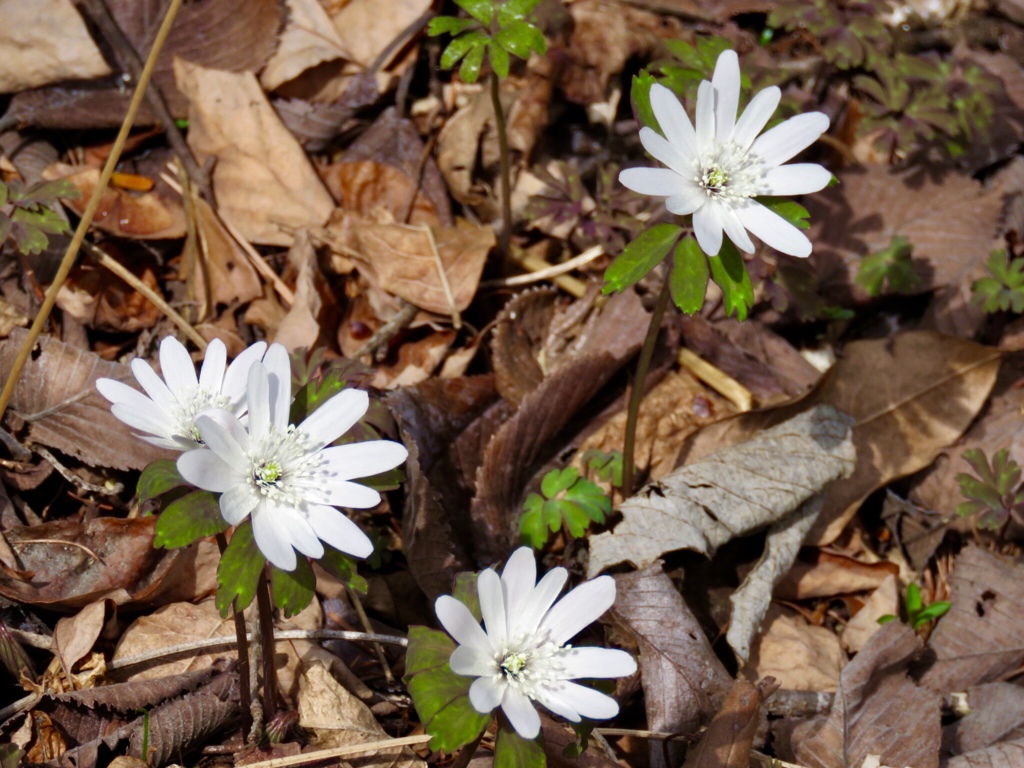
216, 532, 252, 738
622, 277, 673, 496
489, 73, 512, 256
256, 565, 278, 720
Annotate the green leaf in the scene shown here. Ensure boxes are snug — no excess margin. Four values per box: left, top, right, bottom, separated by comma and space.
912, 601, 950, 628
708, 240, 754, 320
11, 220, 49, 256
319, 545, 368, 594
582, 449, 624, 487
215, 522, 264, 616
494, 20, 546, 60
877, 614, 896, 625
856, 236, 919, 297
905, 582, 923, 617
630, 71, 659, 133
271, 557, 315, 618
153, 490, 228, 549
405, 626, 492, 751
541, 467, 578, 497
669, 236, 710, 314
488, 42, 510, 79
494, 723, 545, 768
428, 16, 477, 36
563, 721, 596, 759
759, 197, 811, 230
291, 370, 350, 424
440, 30, 488, 70
460, 40, 487, 83
601, 223, 683, 294
453, 572, 482, 621
454, 0, 495, 24
138, 459, 189, 504
520, 494, 552, 548
358, 466, 405, 492
0, 181, 8, 208
498, 0, 541, 25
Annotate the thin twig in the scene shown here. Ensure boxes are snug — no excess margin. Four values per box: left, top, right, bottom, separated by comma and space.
347, 585, 396, 688
677, 347, 753, 412
0, 0, 186, 419
238, 734, 432, 768
508, 247, 588, 297
33, 445, 123, 496
352, 299, 418, 361
420, 224, 461, 329
480, 245, 604, 289
81, 240, 208, 350
12, 539, 106, 565
256, 565, 278, 717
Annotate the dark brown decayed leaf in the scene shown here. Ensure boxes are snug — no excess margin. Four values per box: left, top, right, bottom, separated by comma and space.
793, 622, 941, 768
804, 167, 1003, 304
0, 517, 184, 609
491, 288, 556, 406
945, 684, 1024, 755
541, 715, 623, 768
682, 678, 780, 768
612, 565, 731, 749
921, 547, 1024, 694
387, 376, 501, 599
679, 332, 1001, 545
946, 740, 1024, 768
0, 329, 175, 471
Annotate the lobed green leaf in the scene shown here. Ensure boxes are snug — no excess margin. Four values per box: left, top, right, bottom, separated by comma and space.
153, 490, 228, 549
494, 723, 545, 768
708, 240, 754, 321
669, 236, 710, 314
601, 223, 683, 294
271, 557, 316, 618
138, 460, 189, 504
215, 522, 264, 616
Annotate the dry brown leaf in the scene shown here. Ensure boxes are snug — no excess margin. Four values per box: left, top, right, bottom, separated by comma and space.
272, 229, 335, 351
329, 0, 430, 71
189, 197, 263, 311
175, 59, 335, 246
0, 0, 112, 93
0, 328, 174, 471
53, 599, 113, 680
775, 551, 900, 601
613, 565, 731, 752
946, 684, 1024, 756
588, 406, 856, 576
260, 0, 351, 91
747, 606, 843, 693
682, 677, 779, 768
793, 622, 941, 768
679, 332, 1001, 545
372, 330, 456, 390
946, 740, 1024, 768
841, 573, 899, 654
328, 214, 492, 315
920, 547, 1024, 694
57, 259, 163, 334
435, 89, 501, 209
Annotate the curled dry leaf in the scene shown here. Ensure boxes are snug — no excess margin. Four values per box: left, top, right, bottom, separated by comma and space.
612, 565, 731, 749
57, 259, 163, 334
840, 573, 899, 654
775, 550, 901, 601
272, 229, 336, 351
945, 683, 1024, 755
188, 196, 264, 311
681, 677, 780, 768
679, 332, 1001, 545
747, 606, 844, 693
588, 405, 857, 577
175, 59, 335, 247
920, 546, 1024, 694
0, 0, 111, 92
329, 0, 431, 71
0, 329, 174, 471
260, 0, 351, 91
793, 622, 941, 768
945, 740, 1024, 768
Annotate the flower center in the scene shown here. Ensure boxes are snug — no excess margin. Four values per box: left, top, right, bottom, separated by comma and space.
254, 460, 283, 490
493, 638, 569, 700
246, 426, 322, 505
500, 651, 528, 682
694, 143, 768, 202
701, 166, 729, 192
173, 387, 231, 444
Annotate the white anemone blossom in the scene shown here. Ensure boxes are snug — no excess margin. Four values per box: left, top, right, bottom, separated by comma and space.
96, 336, 268, 451
620, 50, 831, 258
435, 548, 637, 739
176, 343, 408, 571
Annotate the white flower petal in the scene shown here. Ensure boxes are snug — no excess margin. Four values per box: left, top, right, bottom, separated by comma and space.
271, 503, 324, 560
194, 413, 250, 474
436, 595, 493, 654
177, 449, 239, 493
537, 681, 620, 721
665, 185, 706, 216
735, 201, 813, 257
300, 389, 369, 449
316, 440, 407, 481
638, 127, 695, 178
721, 206, 755, 254
712, 50, 740, 142
649, 83, 697, 161
305, 504, 374, 558
731, 86, 781, 151
478, 568, 508, 645
159, 337, 198, 400
245, 364, 270, 438
693, 203, 724, 257
501, 686, 541, 739
198, 339, 226, 394
451, 644, 497, 677
252, 501, 297, 571
222, 341, 267, 408
751, 112, 830, 167
262, 344, 292, 429
139, 434, 185, 450
501, 547, 537, 631
559, 647, 637, 679
469, 676, 505, 714
109, 403, 175, 440
763, 164, 832, 196
512, 567, 567, 638
540, 575, 616, 646
219, 483, 259, 525
129, 359, 176, 412
619, 167, 689, 198
297, 479, 381, 509
694, 80, 715, 156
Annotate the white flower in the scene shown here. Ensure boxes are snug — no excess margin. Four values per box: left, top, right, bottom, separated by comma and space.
435, 548, 637, 740
176, 343, 409, 571
620, 50, 831, 258
96, 337, 268, 451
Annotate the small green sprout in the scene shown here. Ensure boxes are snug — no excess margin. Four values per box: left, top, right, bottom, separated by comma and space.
955, 448, 1024, 531
856, 236, 921, 297
878, 582, 950, 629
428, 0, 547, 83
519, 466, 611, 549
0, 177, 77, 256
972, 251, 1024, 314
581, 448, 624, 488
